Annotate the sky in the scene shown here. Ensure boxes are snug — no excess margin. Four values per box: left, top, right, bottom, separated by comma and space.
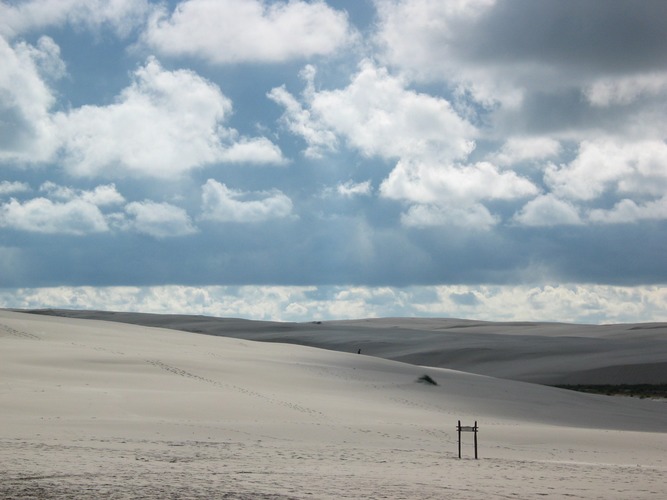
1, 0, 667, 323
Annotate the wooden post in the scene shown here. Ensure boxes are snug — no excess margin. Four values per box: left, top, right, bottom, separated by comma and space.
457, 420, 462, 459
474, 420, 478, 459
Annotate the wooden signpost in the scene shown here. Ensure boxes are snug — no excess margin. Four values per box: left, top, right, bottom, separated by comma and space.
457, 420, 479, 459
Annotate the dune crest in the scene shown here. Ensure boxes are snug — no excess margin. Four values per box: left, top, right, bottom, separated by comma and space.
25, 308, 667, 385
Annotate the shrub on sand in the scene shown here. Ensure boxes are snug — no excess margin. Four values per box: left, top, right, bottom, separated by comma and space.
417, 374, 438, 386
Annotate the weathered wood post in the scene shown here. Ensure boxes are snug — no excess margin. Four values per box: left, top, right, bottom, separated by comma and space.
474, 420, 478, 459
457, 420, 462, 459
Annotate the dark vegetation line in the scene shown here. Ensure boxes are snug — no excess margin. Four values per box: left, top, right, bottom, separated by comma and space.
554, 384, 667, 399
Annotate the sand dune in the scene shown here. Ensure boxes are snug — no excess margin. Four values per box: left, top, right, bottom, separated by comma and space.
27, 309, 667, 385
2, 310, 667, 498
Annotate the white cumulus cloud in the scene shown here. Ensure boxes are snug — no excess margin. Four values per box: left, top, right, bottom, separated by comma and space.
0, 197, 110, 235
0, 36, 61, 164
0, 181, 202, 237
0, 181, 30, 196
142, 0, 353, 64
217, 137, 287, 165
121, 201, 197, 238
517, 138, 667, 226
270, 61, 476, 162
200, 179, 293, 223
546, 139, 667, 201
491, 137, 561, 166
39, 182, 125, 206
271, 60, 545, 228
267, 82, 338, 159
54, 57, 284, 178
381, 160, 538, 204
588, 197, 667, 224
336, 180, 372, 198
381, 160, 538, 228
0, 182, 126, 235
513, 194, 582, 227
0, 0, 152, 38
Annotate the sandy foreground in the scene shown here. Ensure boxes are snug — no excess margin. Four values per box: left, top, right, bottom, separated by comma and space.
1, 310, 666, 499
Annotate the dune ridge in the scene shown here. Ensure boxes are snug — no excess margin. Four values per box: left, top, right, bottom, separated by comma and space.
22, 309, 667, 385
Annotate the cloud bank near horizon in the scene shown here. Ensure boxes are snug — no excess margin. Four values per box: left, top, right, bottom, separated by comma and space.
2, 284, 666, 325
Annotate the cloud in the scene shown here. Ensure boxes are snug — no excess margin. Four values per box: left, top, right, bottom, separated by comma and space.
425, 284, 667, 324
200, 179, 293, 223
53, 57, 284, 178
490, 137, 561, 166
546, 139, 667, 201
0, 46, 284, 175
320, 180, 373, 199
142, 0, 353, 64
513, 194, 582, 227
374, 0, 667, 87
267, 81, 338, 159
585, 71, 667, 107
1, 284, 666, 324
0, 197, 110, 235
588, 197, 667, 224
515, 137, 667, 226
0, 0, 152, 38
370, 0, 667, 231
39, 182, 125, 205
0, 182, 125, 235
0, 181, 30, 196
381, 160, 538, 228
382, 160, 538, 205
400, 202, 497, 229
373, 0, 515, 105
373, 0, 667, 143
121, 201, 197, 238
336, 180, 372, 198
0, 182, 201, 237
217, 137, 287, 165
0, 36, 61, 163
270, 61, 476, 162
2, 0, 666, 315
271, 61, 544, 228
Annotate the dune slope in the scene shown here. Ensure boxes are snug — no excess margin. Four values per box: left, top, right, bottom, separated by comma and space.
26, 309, 667, 385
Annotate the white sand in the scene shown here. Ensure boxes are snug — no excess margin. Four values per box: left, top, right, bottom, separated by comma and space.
33, 310, 667, 385
2, 310, 666, 498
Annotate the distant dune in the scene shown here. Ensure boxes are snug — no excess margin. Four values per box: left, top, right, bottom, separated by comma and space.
22, 309, 667, 385
2, 309, 666, 498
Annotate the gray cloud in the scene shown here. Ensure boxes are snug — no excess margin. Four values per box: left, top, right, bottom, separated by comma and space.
465, 0, 667, 73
